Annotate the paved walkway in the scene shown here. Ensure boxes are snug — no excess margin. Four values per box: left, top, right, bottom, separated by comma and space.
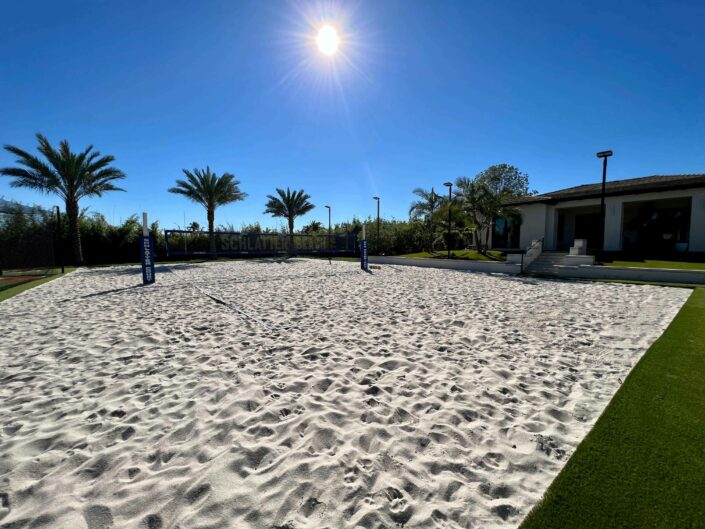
368, 255, 521, 274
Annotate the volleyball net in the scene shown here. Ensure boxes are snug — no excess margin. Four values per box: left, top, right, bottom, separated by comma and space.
164, 230, 358, 257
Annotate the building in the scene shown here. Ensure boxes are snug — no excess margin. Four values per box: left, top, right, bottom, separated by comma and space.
494, 174, 705, 254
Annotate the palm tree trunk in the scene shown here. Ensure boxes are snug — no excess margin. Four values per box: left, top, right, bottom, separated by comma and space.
65, 198, 83, 264
208, 207, 216, 254
288, 217, 294, 253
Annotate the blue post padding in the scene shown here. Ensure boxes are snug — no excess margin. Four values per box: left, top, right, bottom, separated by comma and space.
361, 240, 368, 270
140, 235, 156, 284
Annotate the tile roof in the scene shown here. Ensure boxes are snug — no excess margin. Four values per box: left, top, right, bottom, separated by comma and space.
505, 174, 705, 206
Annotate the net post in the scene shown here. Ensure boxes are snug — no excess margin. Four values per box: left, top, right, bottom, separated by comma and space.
140, 212, 156, 285
361, 225, 368, 271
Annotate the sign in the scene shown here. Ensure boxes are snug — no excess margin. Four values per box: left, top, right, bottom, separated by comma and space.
361, 239, 368, 271
140, 235, 156, 285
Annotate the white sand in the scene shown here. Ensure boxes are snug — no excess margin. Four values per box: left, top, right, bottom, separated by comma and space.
0, 259, 690, 529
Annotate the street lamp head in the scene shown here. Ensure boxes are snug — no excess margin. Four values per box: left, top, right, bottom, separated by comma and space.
443, 182, 452, 187
324, 205, 330, 209
596, 150, 613, 158
372, 196, 380, 201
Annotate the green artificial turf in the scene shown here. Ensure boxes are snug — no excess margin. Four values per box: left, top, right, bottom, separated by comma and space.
602, 259, 705, 270
398, 249, 506, 261
0, 268, 75, 302
520, 287, 705, 529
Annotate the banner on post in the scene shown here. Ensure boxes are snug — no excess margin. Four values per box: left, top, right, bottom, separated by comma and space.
140, 235, 156, 285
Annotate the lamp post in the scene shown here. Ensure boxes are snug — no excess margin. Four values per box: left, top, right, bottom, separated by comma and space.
429, 187, 436, 252
596, 150, 613, 252
372, 196, 380, 255
443, 182, 452, 258
324, 205, 331, 253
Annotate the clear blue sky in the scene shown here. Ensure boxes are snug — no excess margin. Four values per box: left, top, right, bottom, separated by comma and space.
1, 0, 704, 230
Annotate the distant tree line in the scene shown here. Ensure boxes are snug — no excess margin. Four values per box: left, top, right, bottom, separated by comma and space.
0, 133, 531, 266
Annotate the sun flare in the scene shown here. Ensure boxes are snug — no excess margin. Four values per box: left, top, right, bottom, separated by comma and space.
316, 25, 340, 55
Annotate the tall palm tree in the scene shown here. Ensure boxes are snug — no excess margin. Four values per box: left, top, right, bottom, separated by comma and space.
264, 188, 315, 236
409, 187, 441, 251
0, 133, 126, 264
169, 167, 246, 253
455, 176, 495, 253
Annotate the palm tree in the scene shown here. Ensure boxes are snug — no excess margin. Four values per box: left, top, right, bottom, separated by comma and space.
302, 220, 323, 234
264, 188, 315, 237
169, 167, 246, 253
0, 133, 126, 264
409, 187, 441, 251
455, 176, 495, 253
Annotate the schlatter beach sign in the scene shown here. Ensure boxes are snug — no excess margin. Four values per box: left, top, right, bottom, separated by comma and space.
140, 212, 156, 285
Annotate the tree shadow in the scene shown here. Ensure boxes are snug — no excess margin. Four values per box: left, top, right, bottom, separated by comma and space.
58, 283, 144, 302
78, 262, 208, 277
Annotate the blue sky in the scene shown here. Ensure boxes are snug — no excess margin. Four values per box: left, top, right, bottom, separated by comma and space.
1, 0, 704, 230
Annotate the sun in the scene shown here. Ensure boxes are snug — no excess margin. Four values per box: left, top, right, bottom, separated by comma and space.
316, 25, 340, 55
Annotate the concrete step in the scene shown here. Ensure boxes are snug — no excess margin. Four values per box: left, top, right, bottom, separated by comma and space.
526, 252, 567, 275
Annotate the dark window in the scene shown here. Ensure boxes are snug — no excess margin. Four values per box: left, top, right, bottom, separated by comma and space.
493, 216, 520, 248
622, 198, 691, 253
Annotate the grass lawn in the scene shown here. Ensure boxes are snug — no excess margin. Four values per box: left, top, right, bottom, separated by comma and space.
602, 259, 705, 270
521, 287, 705, 529
0, 268, 75, 302
398, 249, 506, 261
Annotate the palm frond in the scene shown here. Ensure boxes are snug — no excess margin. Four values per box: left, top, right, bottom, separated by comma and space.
169, 166, 246, 213
264, 187, 314, 232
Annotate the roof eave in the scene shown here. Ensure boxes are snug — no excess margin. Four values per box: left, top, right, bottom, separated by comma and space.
505, 181, 705, 207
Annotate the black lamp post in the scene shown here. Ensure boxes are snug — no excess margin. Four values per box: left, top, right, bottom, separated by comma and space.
443, 182, 452, 258
596, 150, 613, 252
429, 187, 436, 252
324, 205, 331, 253
372, 196, 380, 254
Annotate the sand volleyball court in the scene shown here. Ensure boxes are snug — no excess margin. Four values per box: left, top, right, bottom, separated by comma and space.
0, 260, 690, 528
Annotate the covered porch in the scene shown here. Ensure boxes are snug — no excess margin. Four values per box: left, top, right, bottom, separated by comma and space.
555, 205, 602, 252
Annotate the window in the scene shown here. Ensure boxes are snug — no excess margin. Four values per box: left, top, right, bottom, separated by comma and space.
493, 216, 520, 248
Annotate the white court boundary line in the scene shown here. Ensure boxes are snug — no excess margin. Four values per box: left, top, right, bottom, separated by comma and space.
163, 265, 274, 332
162, 262, 378, 335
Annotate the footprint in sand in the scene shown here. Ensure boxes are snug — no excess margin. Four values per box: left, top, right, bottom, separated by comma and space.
491, 504, 517, 521
300, 496, 323, 517
142, 514, 163, 529
0, 492, 10, 521
83, 504, 113, 529
478, 482, 513, 499
384, 487, 413, 526
343, 466, 358, 488
430, 509, 454, 528
185, 483, 211, 505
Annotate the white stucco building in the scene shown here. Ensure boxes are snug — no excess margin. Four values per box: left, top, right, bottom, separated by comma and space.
493, 174, 705, 254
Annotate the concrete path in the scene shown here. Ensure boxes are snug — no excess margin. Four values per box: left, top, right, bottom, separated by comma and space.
368, 255, 522, 274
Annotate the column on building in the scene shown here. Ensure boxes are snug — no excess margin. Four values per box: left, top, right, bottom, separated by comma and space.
603, 197, 623, 251
689, 189, 705, 252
